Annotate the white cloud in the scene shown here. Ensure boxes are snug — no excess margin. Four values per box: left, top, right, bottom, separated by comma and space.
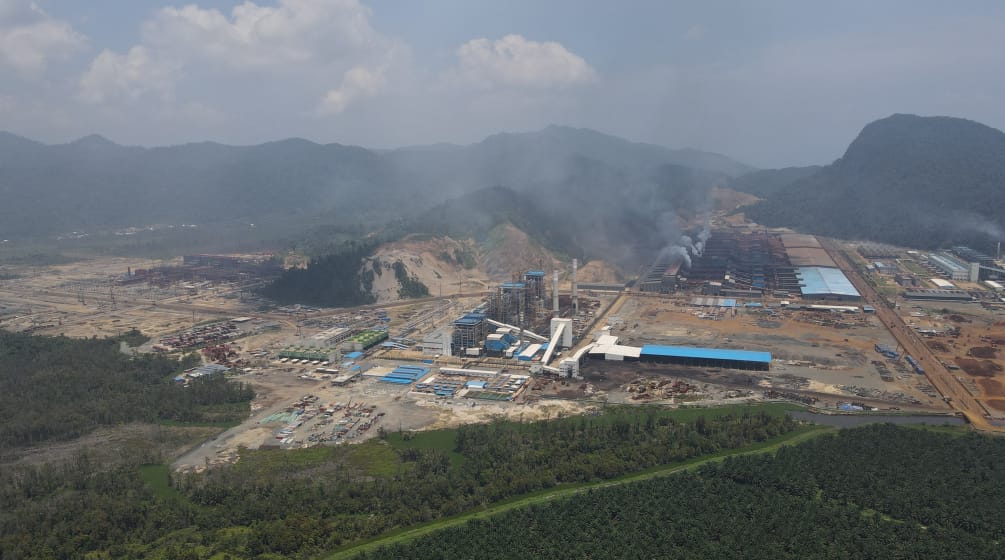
0, 0, 85, 74
79, 0, 402, 116
319, 65, 386, 115
79, 46, 177, 104
142, 0, 386, 69
450, 34, 595, 90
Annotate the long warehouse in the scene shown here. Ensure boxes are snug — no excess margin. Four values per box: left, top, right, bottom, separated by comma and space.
639, 345, 772, 371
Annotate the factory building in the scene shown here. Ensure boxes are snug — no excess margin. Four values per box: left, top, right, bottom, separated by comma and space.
451, 313, 488, 356
309, 326, 353, 347
524, 270, 546, 300
639, 345, 771, 371
794, 267, 861, 301
952, 246, 998, 281
903, 289, 974, 302
927, 252, 970, 281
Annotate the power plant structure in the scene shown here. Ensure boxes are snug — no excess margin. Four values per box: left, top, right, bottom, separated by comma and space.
450, 265, 580, 362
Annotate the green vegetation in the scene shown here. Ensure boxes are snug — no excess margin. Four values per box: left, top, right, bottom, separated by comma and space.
392, 260, 429, 298
333, 424, 828, 559
261, 241, 377, 307
728, 165, 822, 197
353, 424, 1004, 560
0, 330, 254, 450
0, 405, 795, 558
115, 327, 151, 347
745, 114, 1005, 250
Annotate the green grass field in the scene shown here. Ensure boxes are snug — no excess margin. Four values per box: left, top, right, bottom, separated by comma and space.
138, 464, 184, 501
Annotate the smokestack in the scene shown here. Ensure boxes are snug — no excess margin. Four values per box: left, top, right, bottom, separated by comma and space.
998, 242, 1001, 261
553, 270, 559, 316
572, 258, 578, 315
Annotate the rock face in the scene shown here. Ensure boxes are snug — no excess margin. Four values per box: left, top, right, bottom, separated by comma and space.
362, 231, 617, 303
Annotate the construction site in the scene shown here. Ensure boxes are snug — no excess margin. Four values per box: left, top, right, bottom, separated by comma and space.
6, 225, 1005, 471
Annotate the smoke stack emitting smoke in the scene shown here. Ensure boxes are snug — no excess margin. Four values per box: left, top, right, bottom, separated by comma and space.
657, 223, 711, 270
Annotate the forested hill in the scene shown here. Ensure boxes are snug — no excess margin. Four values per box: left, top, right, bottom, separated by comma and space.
728, 165, 821, 197
0, 127, 750, 239
744, 114, 1005, 249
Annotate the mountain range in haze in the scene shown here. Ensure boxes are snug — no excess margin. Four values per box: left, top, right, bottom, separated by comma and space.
3, 114, 1005, 263
0, 125, 748, 241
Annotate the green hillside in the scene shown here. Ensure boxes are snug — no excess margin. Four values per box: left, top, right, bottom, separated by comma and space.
745, 114, 1005, 249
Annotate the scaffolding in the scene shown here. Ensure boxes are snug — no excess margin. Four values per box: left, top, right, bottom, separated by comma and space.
451, 313, 488, 356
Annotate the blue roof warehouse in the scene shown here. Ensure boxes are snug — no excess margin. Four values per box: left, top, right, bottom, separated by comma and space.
639, 345, 772, 371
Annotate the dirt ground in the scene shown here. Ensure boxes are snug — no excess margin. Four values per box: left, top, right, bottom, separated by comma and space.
601, 295, 946, 410
172, 367, 590, 473
0, 256, 267, 340
2, 422, 221, 468
896, 300, 1005, 416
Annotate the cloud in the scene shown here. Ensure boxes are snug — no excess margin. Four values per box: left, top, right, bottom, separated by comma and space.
79, 46, 177, 104
141, 0, 388, 69
449, 34, 596, 90
0, 0, 85, 75
79, 0, 402, 115
319, 65, 386, 115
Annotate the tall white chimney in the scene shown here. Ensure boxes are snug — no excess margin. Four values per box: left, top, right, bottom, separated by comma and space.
553, 270, 560, 316
572, 258, 578, 315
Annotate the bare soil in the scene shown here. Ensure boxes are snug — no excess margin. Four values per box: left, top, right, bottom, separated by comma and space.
968, 346, 998, 359
957, 358, 1002, 377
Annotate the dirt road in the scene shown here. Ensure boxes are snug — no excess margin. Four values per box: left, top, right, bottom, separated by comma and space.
822, 239, 999, 431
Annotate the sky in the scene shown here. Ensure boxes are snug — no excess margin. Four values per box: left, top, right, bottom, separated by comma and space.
1, 0, 1004, 167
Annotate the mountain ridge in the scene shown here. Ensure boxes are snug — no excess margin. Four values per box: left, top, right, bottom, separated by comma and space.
743, 113, 1005, 249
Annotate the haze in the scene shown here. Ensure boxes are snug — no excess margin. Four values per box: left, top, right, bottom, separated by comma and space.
1, 0, 1003, 167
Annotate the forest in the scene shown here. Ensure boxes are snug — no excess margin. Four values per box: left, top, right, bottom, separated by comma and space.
355, 424, 1002, 560
743, 114, 1005, 250
260, 241, 378, 307
0, 406, 795, 558
0, 330, 254, 451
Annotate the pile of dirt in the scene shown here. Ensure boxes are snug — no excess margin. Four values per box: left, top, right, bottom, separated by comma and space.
968, 346, 998, 359
947, 314, 970, 323
985, 399, 1005, 412
927, 341, 949, 352
956, 358, 1003, 377
978, 378, 1005, 398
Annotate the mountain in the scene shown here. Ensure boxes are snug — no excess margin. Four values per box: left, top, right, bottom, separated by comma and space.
728, 165, 822, 198
0, 127, 749, 249
743, 114, 1005, 249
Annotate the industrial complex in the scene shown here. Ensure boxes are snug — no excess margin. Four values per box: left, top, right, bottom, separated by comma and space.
6, 223, 1005, 470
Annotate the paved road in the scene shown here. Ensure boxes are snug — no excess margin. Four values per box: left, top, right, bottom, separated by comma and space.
822, 239, 998, 432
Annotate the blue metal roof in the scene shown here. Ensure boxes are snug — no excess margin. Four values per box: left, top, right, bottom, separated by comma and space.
454, 317, 483, 326
379, 377, 413, 384
525, 270, 545, 277
641, 345, 772, 364
795, 267, 861, 298
501, 282, 526, 289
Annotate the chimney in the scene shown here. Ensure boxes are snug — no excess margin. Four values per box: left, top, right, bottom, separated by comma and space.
572, 258, 578, 315
553, 270, 560, 317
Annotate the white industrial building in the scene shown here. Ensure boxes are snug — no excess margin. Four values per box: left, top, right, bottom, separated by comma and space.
927, 253, 970, 281
309, 326, 353, 347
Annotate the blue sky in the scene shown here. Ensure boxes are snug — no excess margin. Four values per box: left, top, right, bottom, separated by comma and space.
3, 0, 1005, 167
